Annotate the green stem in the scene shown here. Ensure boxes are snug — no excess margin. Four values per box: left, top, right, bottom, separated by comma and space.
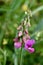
14, 48, 18, 65
14, 55, 18, 65
20, 20, 24, 65
20, 47, 23, 65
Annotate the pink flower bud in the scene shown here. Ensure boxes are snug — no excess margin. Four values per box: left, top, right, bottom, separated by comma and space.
25, 29, 28, 34
23, 36, 26, 43
14, 42, 22, 48
26, 34, 30, 39
18, 31, 22, 37
23, 35, 30, 43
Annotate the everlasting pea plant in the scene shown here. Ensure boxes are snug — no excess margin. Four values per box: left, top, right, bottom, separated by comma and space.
13, 10, 35, 65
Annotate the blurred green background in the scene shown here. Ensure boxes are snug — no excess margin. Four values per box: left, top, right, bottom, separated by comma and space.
0, 0, 43, 65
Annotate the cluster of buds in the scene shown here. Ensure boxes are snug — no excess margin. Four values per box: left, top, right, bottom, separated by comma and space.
13, 11, 35, 53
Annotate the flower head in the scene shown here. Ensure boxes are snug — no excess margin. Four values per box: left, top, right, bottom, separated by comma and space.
13, 10, 35, 53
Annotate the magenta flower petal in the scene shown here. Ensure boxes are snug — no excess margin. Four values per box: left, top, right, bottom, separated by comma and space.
25, 47, 35, 53
14, 42, 22, 48
28, 48, 35, 53
25, 39, 35, 47
24, 44, 28, 50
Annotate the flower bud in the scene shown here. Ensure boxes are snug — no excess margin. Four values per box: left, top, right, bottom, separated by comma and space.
18, 31, 22, 37
25, 29, 28, 34
17, 25, 22, 30
13, 38, 18, 42
27, 22, 31, 27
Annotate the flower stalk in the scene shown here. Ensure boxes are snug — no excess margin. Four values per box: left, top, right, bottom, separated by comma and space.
14, 10, 35, 65
14, 48, 18, 65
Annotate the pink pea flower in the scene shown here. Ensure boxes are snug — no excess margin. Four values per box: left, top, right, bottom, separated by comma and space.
14, 42, 22, 48
24, 39, 35, 53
